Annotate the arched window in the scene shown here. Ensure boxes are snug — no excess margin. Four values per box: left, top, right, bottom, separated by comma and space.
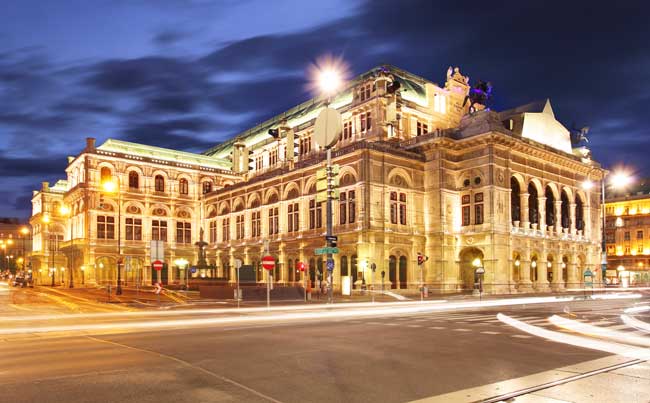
128, 171, 139, 189
561, 190, 570, 228
179, 178, 189, 195
528, 183, 539, 224
545, 186, 555, 226
399, 256, 407, 288
510, 178, 520, 223
576, 195, 585, 231
155, 175, 165, 192
100, 167, 112, 182
202, 181, 212, 194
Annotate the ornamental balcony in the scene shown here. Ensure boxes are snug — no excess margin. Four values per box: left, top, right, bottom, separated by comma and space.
510, 221, 589, 242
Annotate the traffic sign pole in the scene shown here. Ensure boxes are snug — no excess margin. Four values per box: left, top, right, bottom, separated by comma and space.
262, 254, 274, 310
326, 147, 334, 304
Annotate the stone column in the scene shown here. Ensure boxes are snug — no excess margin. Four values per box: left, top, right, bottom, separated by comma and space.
551, 260, 564, 291
518, 259, 533, 292
521, 192, 530, 229
569, 203, 577, 234
568, 258, 579, 288
554, 200, 563, 233
536, 257, 550, 291
583, 206, 592, 239
538, 196, 546, 232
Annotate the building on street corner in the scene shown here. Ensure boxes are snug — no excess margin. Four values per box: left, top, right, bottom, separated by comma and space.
29, 64, 605, 293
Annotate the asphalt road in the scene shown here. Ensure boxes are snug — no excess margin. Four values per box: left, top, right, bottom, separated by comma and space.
1, 285, 648, 403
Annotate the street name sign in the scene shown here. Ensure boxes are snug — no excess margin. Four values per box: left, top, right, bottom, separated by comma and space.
315, 247, 339, 255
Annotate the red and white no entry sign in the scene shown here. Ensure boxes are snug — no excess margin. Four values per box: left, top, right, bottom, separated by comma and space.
152, 260, 163, 271
262, 255, 275, 271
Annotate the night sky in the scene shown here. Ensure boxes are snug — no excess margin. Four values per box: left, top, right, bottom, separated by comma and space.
1, 0, 648, 218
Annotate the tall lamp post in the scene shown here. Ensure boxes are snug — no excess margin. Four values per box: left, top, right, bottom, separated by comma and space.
583, 169, 632, 285
102, 179, 122, 295
59, 205, 74, 288
315, 63, 344, 304
41, 214, 57, 287
19, 227, 29, 277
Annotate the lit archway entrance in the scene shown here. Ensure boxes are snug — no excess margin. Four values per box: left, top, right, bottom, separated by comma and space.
459, 247, 484, 290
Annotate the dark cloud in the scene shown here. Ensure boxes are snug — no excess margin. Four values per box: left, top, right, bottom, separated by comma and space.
153, 29, 190, 45
119, 118, 217, 151
0, 154, 68, 177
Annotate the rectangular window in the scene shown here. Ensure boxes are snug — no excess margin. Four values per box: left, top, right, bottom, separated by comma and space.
308, 200, 322, 229
637, 230, 644, 240
399, 192, 406, 225
339, 192, 347, 225
251, 211, 261, 238
209, 220, 217, 243
416, 121, 428, 136
360, 112, 372, 133
152, 220, 167, 242
348, 190, 356, 223
624, 231, 631, 241
390, 192, 398, 224
97, 215, 115, 239
125, 218, 142, 241
176, 222, 191, 244
268, 207, 279, 235
462, 195, 471, 226
235, 215, 244, 240
475, 204, 484, 225
255, 155, 263, 171
299, 136, 311, 156
638, 244, 644, 253
474, 192, 484, 225
222, 218, 230, 242
341, 121, 352, 140
269, 148, 278, 166
288, 203, 299, 233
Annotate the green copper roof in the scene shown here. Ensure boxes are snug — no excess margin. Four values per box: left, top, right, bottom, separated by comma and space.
51, 180, 68, 193
98, 139, 231, 170
202, 64, 432, 159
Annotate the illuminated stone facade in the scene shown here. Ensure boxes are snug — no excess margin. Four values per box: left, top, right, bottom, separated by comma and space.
605, 194, 650, 285
30, 65, 605, 293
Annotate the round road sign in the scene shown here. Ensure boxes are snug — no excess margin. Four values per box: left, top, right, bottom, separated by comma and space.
262, 255, 275, 271
152, 260, 163, 271
313, 107, 342, 149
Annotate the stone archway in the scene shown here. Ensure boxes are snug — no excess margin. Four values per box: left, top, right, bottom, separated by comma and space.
459, 247, 484, 290
95, 256, 117, 286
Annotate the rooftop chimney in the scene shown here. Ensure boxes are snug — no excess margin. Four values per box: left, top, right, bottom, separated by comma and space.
41, 181, 49, 192
86, 137, 96, 151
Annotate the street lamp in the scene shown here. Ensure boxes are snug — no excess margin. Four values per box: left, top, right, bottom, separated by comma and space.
584, 169, 632, 285
59, 205, 74, 288
19, 227, 29, 279
315, 62, 344, 305
102, 179, 122, 295
174, 258, 189, 290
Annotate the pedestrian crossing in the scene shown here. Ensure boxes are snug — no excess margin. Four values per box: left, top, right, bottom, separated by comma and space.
343, 306, 650, 343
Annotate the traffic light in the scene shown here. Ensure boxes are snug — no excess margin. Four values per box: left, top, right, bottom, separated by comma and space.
268, 128, 280, 138
297, 261, 305, 272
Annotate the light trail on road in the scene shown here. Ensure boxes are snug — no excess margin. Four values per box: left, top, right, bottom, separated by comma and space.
0, 294, 641, 336
549, 315, 650, 347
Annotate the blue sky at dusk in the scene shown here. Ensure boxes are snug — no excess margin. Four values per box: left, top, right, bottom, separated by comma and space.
1, 0, 648, 218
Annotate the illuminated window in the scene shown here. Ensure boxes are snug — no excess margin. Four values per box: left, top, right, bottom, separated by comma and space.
97, 215, 114, 239
341, 121, 352, 141
624, 231, 631, 241
615, 217, 623, 227
125, 218, 142, 241
299, 136, 311, 156
179, 178, 189, 195
152, 220, 167, 241
202, 181, 212, 194
100, 167, 112, 182
637, 230, 644, 240
638, 244, 644, 253
176, 222, 191, 243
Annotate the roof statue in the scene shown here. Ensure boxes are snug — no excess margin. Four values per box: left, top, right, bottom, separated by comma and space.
463, 79, 493, 114
570, 124, 592, 160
